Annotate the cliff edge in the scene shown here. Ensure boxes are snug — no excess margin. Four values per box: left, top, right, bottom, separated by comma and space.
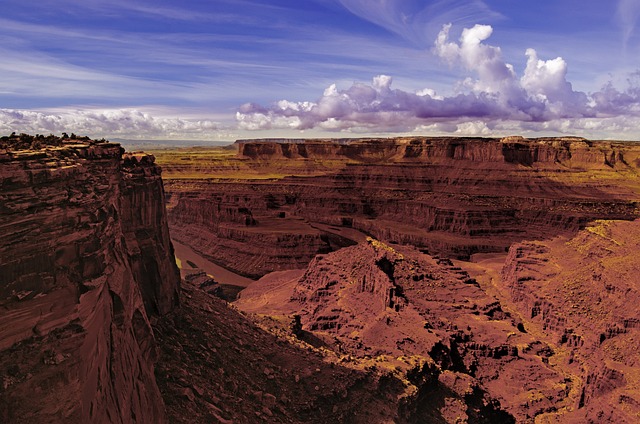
0, 135, 180, 423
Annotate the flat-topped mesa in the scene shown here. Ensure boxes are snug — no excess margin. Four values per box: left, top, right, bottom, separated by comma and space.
237, 136, 640, 168
0, 137, 179, 423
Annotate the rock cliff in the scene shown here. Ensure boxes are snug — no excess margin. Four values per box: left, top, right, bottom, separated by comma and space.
236, 238, 567, 422
0, 136, 180, 423
163, 136, 640, 278
499, 219, 640, 422
237, 136, 637, 167
159, 135, 640, 422
157, 275, 510, 424
236, 222, 640, 422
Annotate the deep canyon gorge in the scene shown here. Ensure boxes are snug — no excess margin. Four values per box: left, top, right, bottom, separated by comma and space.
1, 134, 640, 423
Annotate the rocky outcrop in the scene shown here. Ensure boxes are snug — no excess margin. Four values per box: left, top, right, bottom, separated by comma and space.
500, 219, 640, 422
157, 276, 487, 424
0, 138, 179, 423
236, 238, 570, 422
290, 238, 409, 332
120, 153, 180, 315
237, 136, 639, 168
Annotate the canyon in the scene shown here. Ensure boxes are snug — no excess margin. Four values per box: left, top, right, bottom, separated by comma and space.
1, 134, 639, 423
159, 136, 640, 423
163, 136, 640, 277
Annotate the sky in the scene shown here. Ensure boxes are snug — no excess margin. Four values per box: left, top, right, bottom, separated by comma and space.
1, 0, 640, 142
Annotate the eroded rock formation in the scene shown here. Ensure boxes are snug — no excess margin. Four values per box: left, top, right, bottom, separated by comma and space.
173, 271, 515, 423
4, 134, 640, 423
237, 238, 569, 422
165, 137, 640, 278
0, 138, 179, 423
499, 219, 640, 422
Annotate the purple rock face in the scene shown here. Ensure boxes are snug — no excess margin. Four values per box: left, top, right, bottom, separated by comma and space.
0, 139, 179, 423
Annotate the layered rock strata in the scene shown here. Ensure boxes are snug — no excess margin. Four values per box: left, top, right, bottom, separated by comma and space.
165, 137, 640, 278
0, 139, 179, 423
236, 238, 569, 422
500, 219, 640, 422
176, 268, 514, 423
168, 187, 355, 278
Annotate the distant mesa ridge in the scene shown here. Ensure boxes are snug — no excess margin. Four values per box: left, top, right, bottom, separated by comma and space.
168, 134, 640, 279
236, 135, 628, 167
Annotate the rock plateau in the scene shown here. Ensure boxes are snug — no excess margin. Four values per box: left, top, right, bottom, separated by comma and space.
159, 136, 640, 422
163, 137, 640, 278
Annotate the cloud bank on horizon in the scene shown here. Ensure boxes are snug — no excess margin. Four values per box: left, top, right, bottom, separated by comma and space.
237, 23, 640, 137
0, 108, 222, 140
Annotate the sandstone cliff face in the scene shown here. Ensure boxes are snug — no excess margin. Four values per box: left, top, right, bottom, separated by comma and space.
168, 187, 345, 278
237, 239, 571, 422
0, 141, 179, 423
120, 153, 180, 316
167, 178, 358, 278
157, 277, 465, 424
500, 220, 640, 423
237, 136, 638, 168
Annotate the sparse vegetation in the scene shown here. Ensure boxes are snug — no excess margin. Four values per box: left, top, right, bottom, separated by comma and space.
148, 146, 349, 180
585, 220, 623, 246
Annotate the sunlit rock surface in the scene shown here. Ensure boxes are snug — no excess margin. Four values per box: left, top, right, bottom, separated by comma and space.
0, 136, 179, 423
163, 136, 640, 277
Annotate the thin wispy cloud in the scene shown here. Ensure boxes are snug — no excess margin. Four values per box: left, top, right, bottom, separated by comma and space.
4, 20, 463, 121
617, 0, 640, 48
336, 0, 503, 46
28, 0, 254, 24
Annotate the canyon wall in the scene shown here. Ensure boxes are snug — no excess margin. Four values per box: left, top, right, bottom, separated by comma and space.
237, 136, 638, 166
236, 238, 567, 422
161, 136, 640, 422
499, 219, 640, 422
160, 272, 513, 424
166, 137, 640, 278
0, 140, 179, 423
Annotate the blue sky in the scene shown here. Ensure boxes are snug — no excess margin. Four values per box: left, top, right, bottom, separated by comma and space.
1, 0, 639, 141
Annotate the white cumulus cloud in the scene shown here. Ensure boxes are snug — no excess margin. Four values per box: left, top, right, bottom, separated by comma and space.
236, 24, 640, 138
